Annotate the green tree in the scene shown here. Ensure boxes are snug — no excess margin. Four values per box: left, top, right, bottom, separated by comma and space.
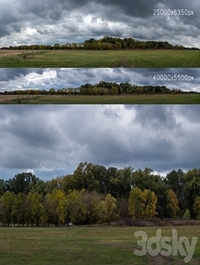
66, 189, 87, 225
193, 196, 200, 219
46, 177, 62, 193
73, 162, 99, 192
91, 165, 108, 194
29, 179, 47, 196
26, 192, 44, 226
109, 167, 133, 198
165, 169, 185, 216
0, 179, 5, 196
49, 88, 56, 95
5, 172, 39, 195
83, 191, 104, 224
16, 192, 28, 226
53, 43, 60, 50
72, 43, 77, 50
43, 193, 54, 226
0, 192, 17, 226
183, 168, 200, 219
60, 175, 74, 194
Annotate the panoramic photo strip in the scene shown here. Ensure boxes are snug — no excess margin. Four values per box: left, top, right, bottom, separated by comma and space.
1, 104, 200, 179
0, 0, 200, 67
0, 68, 200, 104
0, 0, 200, 265
1, 104, 200, 264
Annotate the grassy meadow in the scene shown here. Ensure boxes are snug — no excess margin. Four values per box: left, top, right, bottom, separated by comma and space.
1, 94, 200, 104
0, 226, 199, 265
0, 49, 200, 67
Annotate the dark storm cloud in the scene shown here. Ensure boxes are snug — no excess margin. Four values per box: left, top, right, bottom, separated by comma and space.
0, 69, 44, 81
85, 0, 197, 21
3, 153, 38, 169
134, 105, 181, 130
8, 116, 60, 148
0, 105, 200, 179
0, 68, 199, 92
0, 1, 21, 36
86, 121, 176, 168
0, 0, 199, 47
0, 106, 72, 172
96, 0, 158, 18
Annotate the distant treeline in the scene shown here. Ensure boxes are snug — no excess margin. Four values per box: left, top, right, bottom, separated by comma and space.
1, 36, 199, 50
0, 163, 200, 227
0, 82, 198, 96
78, 82, 195, 95
83, 36, 199, 50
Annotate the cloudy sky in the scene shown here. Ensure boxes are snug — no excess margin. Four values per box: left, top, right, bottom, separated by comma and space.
0, 68, 199, 92
0, 0, 199, 48
0, 105, 200, 180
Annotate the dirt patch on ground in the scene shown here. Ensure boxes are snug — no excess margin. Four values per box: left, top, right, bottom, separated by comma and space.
0, 95, 32, 103
148, 254, 172, 265
147, 252, 199, 265
0, 50, 34, 58
108, 218, 200, 227
111, 56, 133, 67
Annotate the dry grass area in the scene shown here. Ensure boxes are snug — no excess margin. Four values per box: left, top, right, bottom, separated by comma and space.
0, 50, 35, 57
0, 94, 200, 104
0, 49, 200, 67
0, 226, 199, 265
0, 95, 34, 103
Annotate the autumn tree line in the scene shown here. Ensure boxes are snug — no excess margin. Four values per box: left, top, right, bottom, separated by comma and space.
1, 36, 199, 51
1, 82, 197, 96
0, 162, 200, 227
78, 82, 191, 95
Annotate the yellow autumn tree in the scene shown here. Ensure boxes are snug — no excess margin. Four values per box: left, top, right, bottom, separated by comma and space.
142, 189, 157, 218
128, 187, 157, 218
128, 187, 144, 218
166, 189, 179, 218
101, 194, 119, 223
44, 190, 66, 226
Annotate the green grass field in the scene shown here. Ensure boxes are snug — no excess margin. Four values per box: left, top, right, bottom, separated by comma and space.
1, 94, 200, 104
0, 226, 199, 265
0, 49, 200, 67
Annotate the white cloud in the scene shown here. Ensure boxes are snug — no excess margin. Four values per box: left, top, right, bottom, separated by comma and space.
1, 68, 200, 93
26, 169, 35, 174
0, 0, 199, 47
0, 105, 200, 179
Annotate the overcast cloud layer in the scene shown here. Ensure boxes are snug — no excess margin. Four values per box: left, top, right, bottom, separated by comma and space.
0, 105, 200, 180
0, 68, 199, 92
0, 0, 199, 48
